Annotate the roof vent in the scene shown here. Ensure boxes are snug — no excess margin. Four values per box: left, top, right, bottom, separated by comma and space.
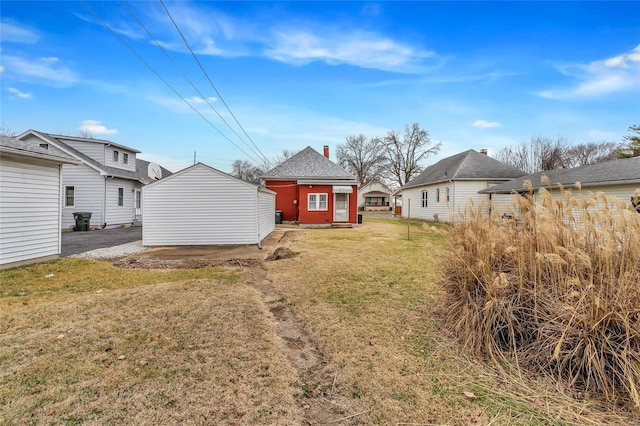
479, 149, 488, 155
39, 143, 49, 149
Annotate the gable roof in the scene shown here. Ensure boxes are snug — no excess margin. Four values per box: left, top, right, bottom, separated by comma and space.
38, 131, 141, 153
261, 146, 357, 181
145, 162, 275, 194
17, 130, 170, 183
0, 135, 80, 164
401, 149, 526, 190
479, 157, 640, 194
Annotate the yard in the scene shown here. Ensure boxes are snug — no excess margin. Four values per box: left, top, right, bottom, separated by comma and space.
0, 219, 633, 425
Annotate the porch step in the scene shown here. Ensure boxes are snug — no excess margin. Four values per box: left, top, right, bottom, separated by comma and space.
332, 223, 353, 229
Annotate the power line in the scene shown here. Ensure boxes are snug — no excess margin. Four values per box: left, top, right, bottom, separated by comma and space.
79, 0, 264, 165
158, 0, 273, 170
119, 0, 268, 166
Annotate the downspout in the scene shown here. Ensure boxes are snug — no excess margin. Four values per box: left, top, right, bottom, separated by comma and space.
58, 164, 63, 254
103, 176, 108, 228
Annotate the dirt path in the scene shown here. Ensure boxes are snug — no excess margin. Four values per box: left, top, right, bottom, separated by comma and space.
114, 230, 362, 424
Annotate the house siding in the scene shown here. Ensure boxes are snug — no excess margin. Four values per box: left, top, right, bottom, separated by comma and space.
0, 156, 62, 266
258, 190, 276, 242
60, 139, 105, 164
105, 178, 139, 228
60, 163, 105, 229
143, 165, 272, 245
402, 181, 494, 223
265, 179, 298, 222
104, 146, 137, 172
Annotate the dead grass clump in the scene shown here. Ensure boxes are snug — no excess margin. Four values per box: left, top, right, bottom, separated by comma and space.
441, 187, 640, 412
265, 247, 299, 261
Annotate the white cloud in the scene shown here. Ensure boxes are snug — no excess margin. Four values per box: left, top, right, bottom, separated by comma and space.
78, 120, 118, 135
0, 20, 39, 43
2, 54, 78, 87
265, 29, 434, 73
186, 96, 217, 104
7, 87, 32, 99
539, 44, 640, 99
0, 65, 5, 72
472, 120, 501, 129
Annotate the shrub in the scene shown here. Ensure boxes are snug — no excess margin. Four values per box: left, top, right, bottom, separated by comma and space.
441, 185, 640, 411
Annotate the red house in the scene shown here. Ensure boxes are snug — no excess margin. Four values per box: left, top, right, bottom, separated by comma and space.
262, 146, 359, 227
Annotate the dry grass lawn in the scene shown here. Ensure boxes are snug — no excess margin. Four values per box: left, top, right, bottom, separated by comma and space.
1, 220, 635, 425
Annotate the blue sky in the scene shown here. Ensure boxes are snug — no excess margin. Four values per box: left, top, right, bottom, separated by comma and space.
2, 1, 639, 172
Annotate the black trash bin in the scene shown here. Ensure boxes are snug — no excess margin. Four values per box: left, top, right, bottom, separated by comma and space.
357, 213, 363, 224
275, 210, 283, 224
73, 212, 92, 231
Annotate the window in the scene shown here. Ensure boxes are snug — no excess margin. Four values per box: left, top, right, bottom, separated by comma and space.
123, 153, 129, 164
446, 187, 450, 202
118, 188, 124, 207
65, 186, 75, 207
436, 188, 440, 202
113, 150, 119, 162
308, 193, 328, 210
421, 190, 428, 208
135, 190, 141, 209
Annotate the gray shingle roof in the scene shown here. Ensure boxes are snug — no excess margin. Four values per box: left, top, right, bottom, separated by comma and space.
479, 157, 640, 194
0, 134, 78, 163
261, 146, 356, 180
401, 149, 525, 190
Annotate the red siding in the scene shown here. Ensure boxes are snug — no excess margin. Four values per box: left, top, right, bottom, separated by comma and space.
266, 180, 358, 225
265, 180, 298, 222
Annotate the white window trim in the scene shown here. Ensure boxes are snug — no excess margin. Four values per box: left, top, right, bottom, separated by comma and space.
123, 152, 129, 164
436, 188, 440, 203
421, 190, 428, 208
64, 185, 75, 207
113, 150, 119, 162
118, 187, 124, 207
308, 193, 328, 211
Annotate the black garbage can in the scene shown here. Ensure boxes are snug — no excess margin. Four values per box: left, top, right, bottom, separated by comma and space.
357, 213, 363, 224
73, 212, 92, 231
275, 210, 283, 224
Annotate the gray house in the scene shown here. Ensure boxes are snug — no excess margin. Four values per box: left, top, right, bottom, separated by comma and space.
400, 149, 525, 223
17, 130, 171, 230
1, 135, 80, 268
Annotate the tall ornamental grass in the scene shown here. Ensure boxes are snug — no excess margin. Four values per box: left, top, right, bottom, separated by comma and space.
441, 184, 640, 411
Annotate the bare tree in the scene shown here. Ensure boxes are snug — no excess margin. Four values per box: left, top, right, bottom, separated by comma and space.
495, 136, 568, 174
383, 123, 441, 187
0, 123, 18, 137
336, 134, 387, 186
231, 159, 263, 183
563, 142, 619, 168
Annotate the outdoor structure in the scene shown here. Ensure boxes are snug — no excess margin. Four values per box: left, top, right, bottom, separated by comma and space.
16, 130, 171, 230
142, 163, 276, 246
261, 146, 359, 227
479, 156, 640, 218
400, 149, 525, 223
357, 181, 393, 211
0, 135, 80, 269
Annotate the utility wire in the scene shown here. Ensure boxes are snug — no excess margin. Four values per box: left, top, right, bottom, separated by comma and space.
80, 0, 263, 165
159, 0, 273, 170
120, 0, 268, 166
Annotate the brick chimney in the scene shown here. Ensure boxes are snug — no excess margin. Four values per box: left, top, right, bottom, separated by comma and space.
479, 149, 488, 155
323, 145, 329, 159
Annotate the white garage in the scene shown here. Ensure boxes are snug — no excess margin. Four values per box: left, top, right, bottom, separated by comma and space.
142, 163, 276, 246
1, 136, 80, 269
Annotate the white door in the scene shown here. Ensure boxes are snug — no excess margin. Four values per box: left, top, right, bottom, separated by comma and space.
134, 189, 142, 220
334, 193, 348, 222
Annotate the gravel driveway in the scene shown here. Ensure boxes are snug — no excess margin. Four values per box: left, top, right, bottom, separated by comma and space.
62, 226, 143, 257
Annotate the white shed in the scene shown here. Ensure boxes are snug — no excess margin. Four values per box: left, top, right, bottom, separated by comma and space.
142, 163, 276, 246
1, 136, 80, 269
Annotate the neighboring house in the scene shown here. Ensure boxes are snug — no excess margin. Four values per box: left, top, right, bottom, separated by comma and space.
479, 156, 640, 217
0, 135, 81, 269
16, 130, 171, 230
357, 181, 393, 211
142, 163, 276, 246
400, 149, 525, 223
261, 146, 359, 227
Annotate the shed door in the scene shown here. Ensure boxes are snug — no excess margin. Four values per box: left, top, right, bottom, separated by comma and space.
334, 193, 348, 222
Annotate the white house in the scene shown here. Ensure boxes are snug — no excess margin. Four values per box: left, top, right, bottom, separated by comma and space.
400, 149, 525, 223
142, 163, 276, 246
357, 181, 393, 211
17, 130, 171, 230
0, 135, 81, 269
479, 156, 640, 220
